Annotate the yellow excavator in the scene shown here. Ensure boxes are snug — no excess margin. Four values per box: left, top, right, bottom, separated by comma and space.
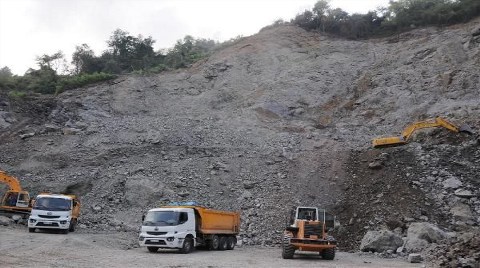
0, 170, 32, 214
373, 117, 473, 148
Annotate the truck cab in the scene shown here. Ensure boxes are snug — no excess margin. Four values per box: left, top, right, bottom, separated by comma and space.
28, 194, 80, 234
139, 207, 197, 253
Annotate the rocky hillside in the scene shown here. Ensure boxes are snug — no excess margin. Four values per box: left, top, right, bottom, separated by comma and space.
1, 17, 480, 266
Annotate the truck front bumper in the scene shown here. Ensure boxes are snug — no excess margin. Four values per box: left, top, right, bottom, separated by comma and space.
139, 234, 185, 249
28, 216, 70, 230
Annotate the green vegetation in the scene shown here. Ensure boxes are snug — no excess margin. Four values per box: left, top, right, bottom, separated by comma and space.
8, 90, 27, 99
291, 0, 480, 39
0, 30, 231, 96
56, 72, 117, 94
69, 30, 225, 75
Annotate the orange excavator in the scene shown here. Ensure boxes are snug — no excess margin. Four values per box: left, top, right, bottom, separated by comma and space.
373, 117, 473, 148
0, 170, 32, 214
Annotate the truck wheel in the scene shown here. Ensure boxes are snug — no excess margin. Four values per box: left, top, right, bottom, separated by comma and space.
208, 235, 220, 250
282, 234, 295, 259
218, 236, 228, 250
147, 247, 158, 253
226, 236, 236, 250
321, 248, 335, 260
28, 228, 35, 233
69, 219, 76, 232
180, 237, 194, 254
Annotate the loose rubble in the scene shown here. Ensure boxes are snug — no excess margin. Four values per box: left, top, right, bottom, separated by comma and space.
1, 17, 480, 267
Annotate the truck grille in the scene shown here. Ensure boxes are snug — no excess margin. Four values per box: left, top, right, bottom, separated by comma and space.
147, 231, 167, 236
304, 222, 322, 238
36, 222, 60, 227
39, 215, 60, 219
145, 240, 167, 245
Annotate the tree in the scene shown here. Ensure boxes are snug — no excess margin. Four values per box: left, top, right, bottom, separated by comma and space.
13, 51, 67, 94
313, 0, 330, 32
163, 35, 216, 69
0, 66, 13, 79
0, 66, 14, 91
72, 44, 103, 75
36, 51, 68, 74
292, 10, 316, 30
106, 29, 156, 72
325, 8, 349, 33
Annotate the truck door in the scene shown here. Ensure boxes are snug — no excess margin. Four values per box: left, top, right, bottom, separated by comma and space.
179, 211, 195, 234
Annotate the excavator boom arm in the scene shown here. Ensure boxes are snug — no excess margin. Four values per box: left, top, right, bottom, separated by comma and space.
401, 120, 443, 141
373, 117, 471, 148
0, 170, 23, 192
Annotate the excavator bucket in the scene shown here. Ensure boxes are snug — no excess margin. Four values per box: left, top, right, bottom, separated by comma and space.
372, 136, 407, 148
458, 124, 474, 135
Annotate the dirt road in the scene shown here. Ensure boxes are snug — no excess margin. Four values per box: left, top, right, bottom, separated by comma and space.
0, 226, 422, 268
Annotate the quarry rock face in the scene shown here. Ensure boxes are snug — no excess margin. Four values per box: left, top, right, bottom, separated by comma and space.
1, 17, 480, 266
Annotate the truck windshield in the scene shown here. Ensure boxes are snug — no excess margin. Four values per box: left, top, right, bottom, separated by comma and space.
33, 197, 71, 211
143, 211, 180, 226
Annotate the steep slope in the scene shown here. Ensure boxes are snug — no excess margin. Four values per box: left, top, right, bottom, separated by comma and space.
1, 19, 479, 260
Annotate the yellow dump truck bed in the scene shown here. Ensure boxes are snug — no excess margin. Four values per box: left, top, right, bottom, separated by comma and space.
163, 205, 240, 235
195, 206, 240, 234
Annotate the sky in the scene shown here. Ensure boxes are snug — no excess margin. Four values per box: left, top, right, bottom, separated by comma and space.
0, 0, 390, 75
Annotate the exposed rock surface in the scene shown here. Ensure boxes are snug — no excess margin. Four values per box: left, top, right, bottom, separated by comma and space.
404, 222, 449, 253
1, 17, 480, 267
0, 215, 12, 226
360, 229, 403, 252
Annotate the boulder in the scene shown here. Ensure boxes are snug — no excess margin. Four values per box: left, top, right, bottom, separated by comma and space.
442, 177, 462, 189
360, 229, 403, 252
472, 27, 480, 36
408, 253, 423, 263
0, 215, 12, 226
454, 189, 475, 198
19, 132, 35, 139
11, 215, 22, 222
450, 202, 474, 222
63, 127, 82, 135
404, 222, 448, 252
368, 161, 383, 170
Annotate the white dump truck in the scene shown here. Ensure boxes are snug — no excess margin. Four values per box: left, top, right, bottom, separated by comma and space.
139, 202, 240, 253
28, 193, 81, 234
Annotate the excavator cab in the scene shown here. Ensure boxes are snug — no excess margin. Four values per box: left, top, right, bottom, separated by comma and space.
2, 190, 30, 208
0, 170, 32, 214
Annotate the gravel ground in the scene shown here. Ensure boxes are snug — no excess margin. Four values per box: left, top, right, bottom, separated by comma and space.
0, 226, 422, 268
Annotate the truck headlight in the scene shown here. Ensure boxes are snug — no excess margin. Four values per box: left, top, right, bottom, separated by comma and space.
167, 237, 174, 242
29, 219, 36, 223
60, 220, 67, 224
